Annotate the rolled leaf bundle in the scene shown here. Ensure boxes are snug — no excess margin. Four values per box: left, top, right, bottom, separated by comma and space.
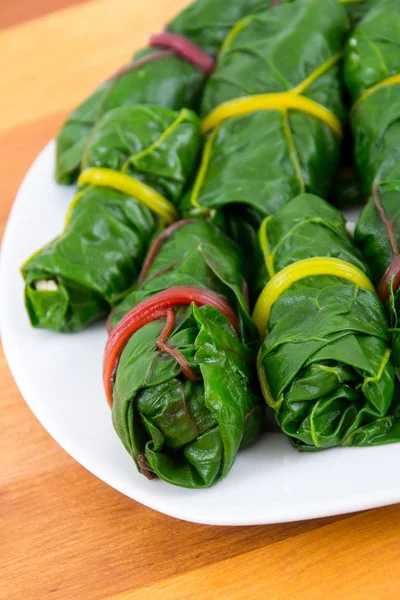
329, 0, 379, 210
22, 105, 201, 332
182, 0, 348, 219
56, 0, 271, 184
105, 219, 263, 487
255, 194, 399, 449
344, 0, 400, 368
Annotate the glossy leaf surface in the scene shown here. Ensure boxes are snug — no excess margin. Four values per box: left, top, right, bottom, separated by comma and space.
22, 106, 201, 332
110, 220, 263, 487
56, 0, 272, 184
344, 0, 400, 369
257, 194, 399, 450
182, 0, 348, 218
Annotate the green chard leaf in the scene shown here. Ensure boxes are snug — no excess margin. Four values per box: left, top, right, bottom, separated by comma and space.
21, 106, 201, 332
342, 0, 378, 27
257, 194, 399, 450
109, 219, 263, 488
56, 0, 273, 184
181, 0, 348, 219
344, 0, 400, 372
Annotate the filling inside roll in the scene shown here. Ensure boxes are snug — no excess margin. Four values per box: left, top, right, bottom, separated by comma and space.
21, 106, 201, 332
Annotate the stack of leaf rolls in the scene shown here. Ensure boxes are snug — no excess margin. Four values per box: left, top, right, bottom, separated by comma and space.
21, 0, 400, 488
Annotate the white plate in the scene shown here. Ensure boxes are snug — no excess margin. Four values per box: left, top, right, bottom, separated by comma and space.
1, 142, 400, 526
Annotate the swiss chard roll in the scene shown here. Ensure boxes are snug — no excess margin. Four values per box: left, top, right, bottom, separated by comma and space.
182, 0, 348, 221
344, 0, 400, 370
56, 0, 272, 184
255, 194, 400, 450
22, 105, 201, 332
105, 219, 263, 488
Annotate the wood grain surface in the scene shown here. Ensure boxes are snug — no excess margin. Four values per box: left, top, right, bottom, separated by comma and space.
1, 2, 399, 599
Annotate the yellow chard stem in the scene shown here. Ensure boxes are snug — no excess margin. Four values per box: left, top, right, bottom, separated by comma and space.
190, 127, 220, 209
201, 93, 343, 138
258, 217, 276, 279
252, 257, 376, 335
292, 53, 342, 95
355, 74, 400, 107
78, 168, 179, 225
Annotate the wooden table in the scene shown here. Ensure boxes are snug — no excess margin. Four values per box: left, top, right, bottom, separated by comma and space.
1, 2, 399, 598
